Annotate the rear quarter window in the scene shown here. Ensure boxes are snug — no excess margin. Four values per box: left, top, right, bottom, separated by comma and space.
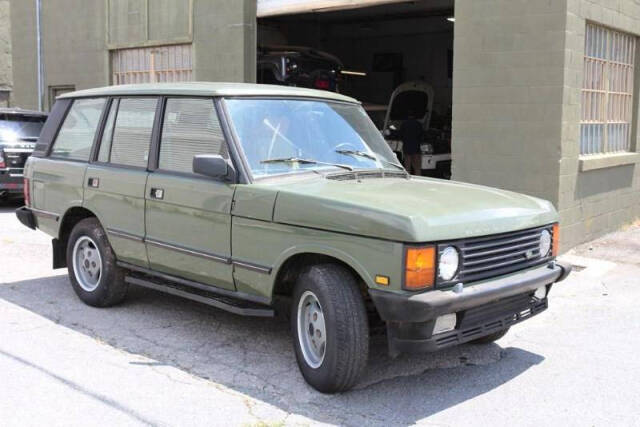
50, 98, 106, 161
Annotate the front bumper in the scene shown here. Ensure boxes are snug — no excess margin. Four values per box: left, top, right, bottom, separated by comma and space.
369, 261, 572, 355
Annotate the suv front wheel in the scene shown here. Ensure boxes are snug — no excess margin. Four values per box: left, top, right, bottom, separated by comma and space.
291, 264, 369, 393
66, 217, 128, 307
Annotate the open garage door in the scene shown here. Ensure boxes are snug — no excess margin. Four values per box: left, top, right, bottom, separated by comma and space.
257, 0, 454, 179
258, 0, 410, 17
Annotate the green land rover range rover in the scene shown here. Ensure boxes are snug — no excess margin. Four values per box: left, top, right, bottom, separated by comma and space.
16, 82, 571, 393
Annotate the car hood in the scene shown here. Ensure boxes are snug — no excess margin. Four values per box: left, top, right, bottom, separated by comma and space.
264, 175, 557, 242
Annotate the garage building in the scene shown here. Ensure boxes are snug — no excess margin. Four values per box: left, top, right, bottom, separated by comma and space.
1, 0, 639, 251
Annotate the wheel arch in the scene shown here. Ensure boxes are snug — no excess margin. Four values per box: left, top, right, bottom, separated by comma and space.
270, 246, 374, 298
53, 206, 99, 269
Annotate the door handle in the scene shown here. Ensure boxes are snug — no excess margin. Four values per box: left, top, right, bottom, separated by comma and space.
87, 177, 99, 188
150, 187, 164, 200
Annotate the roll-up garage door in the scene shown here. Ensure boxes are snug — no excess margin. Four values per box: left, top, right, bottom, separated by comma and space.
257, 0, 409, 17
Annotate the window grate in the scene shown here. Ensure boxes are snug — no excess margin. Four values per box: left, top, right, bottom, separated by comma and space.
111, 44, 193, 85
580, 24, 636, 155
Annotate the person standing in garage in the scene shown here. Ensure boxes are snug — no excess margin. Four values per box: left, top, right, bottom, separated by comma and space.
401, 110, 423, 176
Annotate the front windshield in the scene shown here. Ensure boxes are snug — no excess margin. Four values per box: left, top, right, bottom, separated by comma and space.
224, 98, 401, 178
0, 114, 45, 140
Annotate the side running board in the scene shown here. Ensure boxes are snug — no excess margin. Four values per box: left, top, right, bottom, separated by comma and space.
119, 262, 274, 317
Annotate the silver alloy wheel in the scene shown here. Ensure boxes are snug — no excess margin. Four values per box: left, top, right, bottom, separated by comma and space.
72, 235, 103, 292
297, 290, 326, 369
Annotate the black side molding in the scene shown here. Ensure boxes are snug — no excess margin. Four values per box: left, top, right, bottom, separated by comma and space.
15, 206, 36, 230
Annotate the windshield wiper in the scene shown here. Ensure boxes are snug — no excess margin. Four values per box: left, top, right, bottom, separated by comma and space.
335, 149, 405, 171
261, 157, 354, 171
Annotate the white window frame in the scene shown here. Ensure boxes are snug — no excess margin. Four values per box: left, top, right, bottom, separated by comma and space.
581, 23, 637, 155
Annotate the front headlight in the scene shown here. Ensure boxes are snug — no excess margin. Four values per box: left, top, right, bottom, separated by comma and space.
438, 246, 459, 281
539, 229, 551, 257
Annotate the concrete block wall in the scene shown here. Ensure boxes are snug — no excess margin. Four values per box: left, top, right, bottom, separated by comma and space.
0, 0, 11, 106
6, 0, 258, 110
451, 0, 568, 208
42, 0, 109, 109
558, 0, 640, 250
8, 0, 37, 110
9, 0, 109, 110
193, 0, 257, 83
453, 0, 640, 251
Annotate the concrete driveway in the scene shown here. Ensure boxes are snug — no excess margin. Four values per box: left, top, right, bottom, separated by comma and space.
1, 199, 639, 426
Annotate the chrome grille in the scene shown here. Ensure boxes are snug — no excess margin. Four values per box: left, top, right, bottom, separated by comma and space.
438, 225, 554, 286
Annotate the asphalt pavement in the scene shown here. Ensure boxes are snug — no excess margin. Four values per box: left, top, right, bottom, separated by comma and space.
1, 199, 639, 426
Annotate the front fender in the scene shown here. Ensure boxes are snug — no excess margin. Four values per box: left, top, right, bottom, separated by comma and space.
231, 216, 405, 299
269, 243, 376, 291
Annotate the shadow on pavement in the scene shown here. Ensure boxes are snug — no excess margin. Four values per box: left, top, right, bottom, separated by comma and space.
0, 274, 544, 425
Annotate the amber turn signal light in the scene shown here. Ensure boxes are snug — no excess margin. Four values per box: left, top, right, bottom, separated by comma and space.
552, 223, 559, 257
375, 275, 390, 286
404, 246, 436, 290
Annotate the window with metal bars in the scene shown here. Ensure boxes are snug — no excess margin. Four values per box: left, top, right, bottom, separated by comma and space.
581, 23, 636, 155
111, 44, 193, 85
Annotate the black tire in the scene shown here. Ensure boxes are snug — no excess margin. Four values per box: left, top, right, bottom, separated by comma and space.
66, 217, 128, 307
470, 327, 510, 345
291, 264, 369, 393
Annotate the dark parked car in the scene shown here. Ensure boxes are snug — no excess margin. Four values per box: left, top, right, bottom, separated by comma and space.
0, 108, 47, 200
257, 45, 343, 92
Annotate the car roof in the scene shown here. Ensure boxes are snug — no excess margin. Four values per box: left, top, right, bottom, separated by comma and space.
58, 82, 359, 104
0, 107, 48, 117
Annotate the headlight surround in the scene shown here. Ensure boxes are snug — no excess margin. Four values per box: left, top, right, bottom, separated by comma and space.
539, 229, 552, 257
438, 246, 459, 281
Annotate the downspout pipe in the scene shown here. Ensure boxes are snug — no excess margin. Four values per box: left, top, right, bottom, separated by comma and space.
35, 0, 44, 111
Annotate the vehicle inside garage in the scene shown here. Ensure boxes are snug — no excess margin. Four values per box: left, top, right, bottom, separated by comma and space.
257, 0, 454, 178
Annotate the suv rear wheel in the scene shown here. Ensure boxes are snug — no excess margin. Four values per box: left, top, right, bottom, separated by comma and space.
66, 217, 128, 307
291, 264, 369, 393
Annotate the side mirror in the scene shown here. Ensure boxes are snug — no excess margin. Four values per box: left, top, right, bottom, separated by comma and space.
193, 154, 234, 181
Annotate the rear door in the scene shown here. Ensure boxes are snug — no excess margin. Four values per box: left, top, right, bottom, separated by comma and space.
84, 97, 159, 267
30, 98, 106, 237
144, 97, 235, 290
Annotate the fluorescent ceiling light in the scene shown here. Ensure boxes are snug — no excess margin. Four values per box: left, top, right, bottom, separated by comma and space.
447, 17, 455, 22
341, 70, 367, 76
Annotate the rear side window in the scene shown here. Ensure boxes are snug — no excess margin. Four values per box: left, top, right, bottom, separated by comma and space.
109, 98, 158, 168
50, 98, 106, 161
159, 98, 228, 173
